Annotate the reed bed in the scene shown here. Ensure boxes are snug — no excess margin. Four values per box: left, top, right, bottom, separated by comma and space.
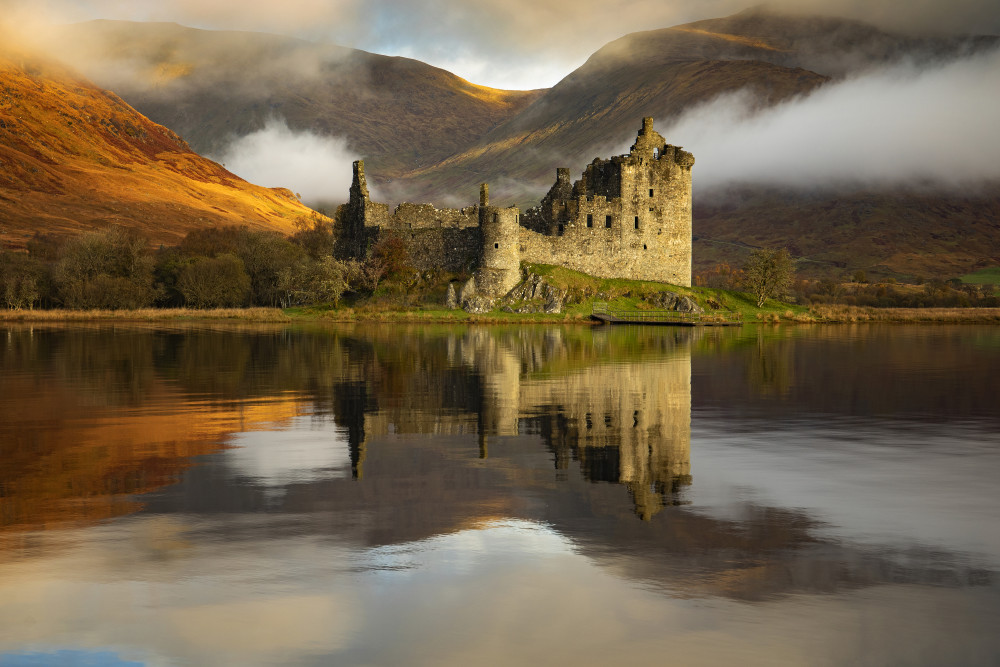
0, 308, 291, 322
809, 305, 1000, 323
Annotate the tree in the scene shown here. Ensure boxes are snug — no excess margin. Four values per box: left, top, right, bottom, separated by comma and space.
742, 248, 794, 308
277, 256, 350, 307
370, 231, 411, 279
0, 250, 48, 310
177, 254, 251, 308
291, 213, 337, 260
54, 225, 157, 309
234, 228, 305, 306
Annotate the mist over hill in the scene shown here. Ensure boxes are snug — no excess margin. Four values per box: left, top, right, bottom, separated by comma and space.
39, 20, 542, 201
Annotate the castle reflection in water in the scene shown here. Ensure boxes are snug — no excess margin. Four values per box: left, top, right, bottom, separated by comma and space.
336, 326, 693, 521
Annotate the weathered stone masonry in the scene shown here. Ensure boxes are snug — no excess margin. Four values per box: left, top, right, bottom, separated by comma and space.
342, 118, 694, 294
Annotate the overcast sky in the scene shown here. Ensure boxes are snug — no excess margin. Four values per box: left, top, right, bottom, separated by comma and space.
5, 0, 1000, 88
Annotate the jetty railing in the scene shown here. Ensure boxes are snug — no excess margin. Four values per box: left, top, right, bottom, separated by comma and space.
592, 302, 742, 325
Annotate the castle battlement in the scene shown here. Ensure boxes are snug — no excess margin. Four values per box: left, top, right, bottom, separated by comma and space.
341, 118, 694, 294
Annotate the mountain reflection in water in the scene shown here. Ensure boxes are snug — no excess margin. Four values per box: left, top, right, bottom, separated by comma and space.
0, 323, 998, 666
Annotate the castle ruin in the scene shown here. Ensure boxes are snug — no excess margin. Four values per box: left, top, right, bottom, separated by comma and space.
342, 118, 694, 295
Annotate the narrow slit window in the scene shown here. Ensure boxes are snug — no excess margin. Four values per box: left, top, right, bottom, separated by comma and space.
605, 215, 612, 228
649, 189, 654, 197
634, 216, 639, 229
586, 214, 593, 228
558, 224, 564, 236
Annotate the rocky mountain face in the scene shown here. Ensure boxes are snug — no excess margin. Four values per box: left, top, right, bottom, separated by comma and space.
0, 38, 321, 248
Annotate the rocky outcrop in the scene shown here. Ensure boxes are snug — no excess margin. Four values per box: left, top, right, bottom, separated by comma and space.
646, 290, 704, 314
501, 272, 567, 314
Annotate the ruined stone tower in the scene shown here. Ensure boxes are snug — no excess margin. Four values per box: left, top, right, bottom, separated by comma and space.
476, 183, 521, 297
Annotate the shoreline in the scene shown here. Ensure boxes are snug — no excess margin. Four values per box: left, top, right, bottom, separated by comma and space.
1, 306, 999, 325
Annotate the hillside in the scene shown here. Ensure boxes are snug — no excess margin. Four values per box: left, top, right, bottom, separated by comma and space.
45, 21, 543, 179
693, 186, 1000, 279
9, 10, 1000, 279
0, 40, 322, 248
382, 8, 1000, 279
389, 8, 996, 204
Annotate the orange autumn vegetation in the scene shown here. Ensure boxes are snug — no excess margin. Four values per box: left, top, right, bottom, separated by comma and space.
0, 37, 324, 250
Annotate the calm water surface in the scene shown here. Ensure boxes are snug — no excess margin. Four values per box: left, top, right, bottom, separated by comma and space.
0, 323, 998, 666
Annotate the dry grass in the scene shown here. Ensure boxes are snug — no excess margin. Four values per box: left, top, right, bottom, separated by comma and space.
0, 308, 291, 322
810, 305, 1000, 323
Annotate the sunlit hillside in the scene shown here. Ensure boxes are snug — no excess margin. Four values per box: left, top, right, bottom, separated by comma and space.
0, 40, 322, 249
46, 21, 544, 179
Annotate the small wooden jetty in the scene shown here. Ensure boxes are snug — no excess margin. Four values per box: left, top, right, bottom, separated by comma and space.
591, 302, 742, 326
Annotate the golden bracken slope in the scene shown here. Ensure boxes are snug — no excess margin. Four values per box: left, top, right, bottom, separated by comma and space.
0, 38, 322, 249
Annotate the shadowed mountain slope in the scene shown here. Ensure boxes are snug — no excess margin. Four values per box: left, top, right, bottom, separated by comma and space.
46, 21, 543, 179
382, 8, 1000, 279
0, 40, 321, 248
693, 186, 1000, 279
388, 8, 997, 205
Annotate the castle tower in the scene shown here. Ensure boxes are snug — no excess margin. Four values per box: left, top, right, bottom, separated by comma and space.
343, 159, 390, 257
623, 118, 694, 286
476, 183, 521, 297
345, 160, 371, 257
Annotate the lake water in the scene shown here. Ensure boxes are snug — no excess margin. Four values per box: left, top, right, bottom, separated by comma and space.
1, 323, 998, 666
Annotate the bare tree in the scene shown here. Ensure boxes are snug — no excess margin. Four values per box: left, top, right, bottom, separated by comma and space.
742, 248, 795, 308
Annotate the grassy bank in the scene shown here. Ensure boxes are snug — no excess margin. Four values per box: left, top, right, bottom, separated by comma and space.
5, 304, 999, 326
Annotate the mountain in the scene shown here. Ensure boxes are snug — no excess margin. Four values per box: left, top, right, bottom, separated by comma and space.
11, 10, 1000, 279
45, 21, 543, 179
380, 8, 1000, 279
0, 39, 321, 248
388, 7, 997, 204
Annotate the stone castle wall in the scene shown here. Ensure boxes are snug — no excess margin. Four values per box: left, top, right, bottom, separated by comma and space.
341, 118, 693, 292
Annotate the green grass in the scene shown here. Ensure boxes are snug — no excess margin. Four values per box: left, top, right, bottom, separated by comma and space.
960, 267, 1000, 286
525, 263, 811, 322
280, 264, 813, 324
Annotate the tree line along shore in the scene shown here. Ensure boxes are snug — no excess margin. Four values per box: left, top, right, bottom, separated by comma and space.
1, 220, 998, 324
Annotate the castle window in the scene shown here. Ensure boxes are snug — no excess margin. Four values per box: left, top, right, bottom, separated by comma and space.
558, 224, 564, 236
494, 242, 499, 249
586, 214, 593, 228
643, 244, 648, 250
605, 215, 612, 228
634, 216, 639, 229
649, 189, 654, 197
493, 213, 498, 222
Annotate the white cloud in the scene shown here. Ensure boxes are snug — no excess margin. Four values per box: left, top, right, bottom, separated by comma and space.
211, 119, 359, 204
663, 48, 1000, 190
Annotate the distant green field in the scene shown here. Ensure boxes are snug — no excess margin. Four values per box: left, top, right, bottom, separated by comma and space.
960, 267, 1000, 285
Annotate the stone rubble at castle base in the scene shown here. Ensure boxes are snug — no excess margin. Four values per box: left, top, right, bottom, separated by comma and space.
339, 118, 694, 312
